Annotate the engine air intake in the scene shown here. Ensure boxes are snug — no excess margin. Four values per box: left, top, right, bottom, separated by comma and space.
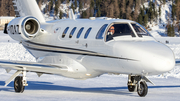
25, 19, 39, 35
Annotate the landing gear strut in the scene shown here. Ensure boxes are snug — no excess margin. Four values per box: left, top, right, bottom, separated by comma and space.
127, 75, 148, 97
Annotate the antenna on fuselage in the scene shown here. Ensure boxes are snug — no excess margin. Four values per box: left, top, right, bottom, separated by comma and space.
69, 9, 76, 20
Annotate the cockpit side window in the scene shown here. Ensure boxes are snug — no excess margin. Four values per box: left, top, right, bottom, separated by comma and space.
106, 23, 135, 41
113, 24, 135, 37
131, 23, 152, 37
62, 27, 69, 38
96, 24, 108, 39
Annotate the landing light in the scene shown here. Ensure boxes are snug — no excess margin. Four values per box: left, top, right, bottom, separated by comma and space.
86, 74, 91, 76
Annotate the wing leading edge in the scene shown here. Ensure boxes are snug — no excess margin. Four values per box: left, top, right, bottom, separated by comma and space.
0, 60, 68, 74
0, 60, 68, 86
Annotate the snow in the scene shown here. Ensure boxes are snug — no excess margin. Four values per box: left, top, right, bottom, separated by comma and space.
1, 30, 180, 100
0, 0, 180, 99
147, 0, 180, 37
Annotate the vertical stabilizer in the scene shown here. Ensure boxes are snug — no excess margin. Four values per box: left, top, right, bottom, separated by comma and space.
13, 0, 45, 23
69, 9, 75, 20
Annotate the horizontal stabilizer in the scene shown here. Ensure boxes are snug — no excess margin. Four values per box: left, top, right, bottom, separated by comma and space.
175, 59, 180, 66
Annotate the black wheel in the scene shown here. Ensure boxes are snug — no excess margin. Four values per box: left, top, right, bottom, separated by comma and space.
14, 76, 25, 93
128, 85, 136, 92
137, 81, 148, 97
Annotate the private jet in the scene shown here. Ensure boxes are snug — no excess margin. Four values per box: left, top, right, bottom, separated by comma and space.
0, 0, 176, 97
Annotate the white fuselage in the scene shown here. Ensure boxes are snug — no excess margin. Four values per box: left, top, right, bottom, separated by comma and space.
8, 18, 175, 79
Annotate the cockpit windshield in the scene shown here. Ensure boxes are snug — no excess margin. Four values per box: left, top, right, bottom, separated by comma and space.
131, 23, 152, 37
106, 23, 152, 42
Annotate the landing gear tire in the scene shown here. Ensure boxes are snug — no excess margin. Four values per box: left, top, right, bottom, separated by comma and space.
128, 76, 136, 92
14, 76, 25, 93
137, 81, 148, 97
128, 85, 136, 92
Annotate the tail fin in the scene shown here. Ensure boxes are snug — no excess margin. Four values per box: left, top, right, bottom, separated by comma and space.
13, 0, 45, 23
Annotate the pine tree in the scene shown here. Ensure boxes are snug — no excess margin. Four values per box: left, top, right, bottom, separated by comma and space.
89, 0, 95, 17
54, 0, 61, 16
138, 14, 143, 25
79, 1, 83, 13
126, 0, 133, 20
113, 0, 120, 18
75, 0, 78, 9
167, 24, 175, 37
148, 7, 153, 23
172, 3, 176, 21
144, 14, 148, 27
177, 0, 180, 32
97, 6, 101, 17
59, 10, 63, 19
48, 0, 53, 14
163, 0, 166, 5
134, 0, 140, 21
66, 0, 69, 3
120, 0, 126, 19
167, 25, 171, 36
81, 10, 87, 18
154, 9, 158, 23
159, 5, 161, 17
172, 25, 175, 36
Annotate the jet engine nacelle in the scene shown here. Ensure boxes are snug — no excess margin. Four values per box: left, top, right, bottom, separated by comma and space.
7, 16, 40, 41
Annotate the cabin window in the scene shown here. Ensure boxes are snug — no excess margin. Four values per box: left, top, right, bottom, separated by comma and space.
96, 24, 108, 39
69, 27, 77, 38
84, 28, 92, 39
62, 27, 69, 38
131, 23, 151, 37
77, 27, 84, 38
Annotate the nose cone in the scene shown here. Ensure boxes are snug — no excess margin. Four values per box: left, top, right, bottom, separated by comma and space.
150, 51, 175, 73
141, 42, 175, 75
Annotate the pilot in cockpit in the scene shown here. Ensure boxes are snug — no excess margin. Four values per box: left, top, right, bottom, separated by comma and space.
106, 26, 115, 41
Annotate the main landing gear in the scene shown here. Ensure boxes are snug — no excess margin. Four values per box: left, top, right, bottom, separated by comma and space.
14, 71, 28, 93
127, 75, 148, 97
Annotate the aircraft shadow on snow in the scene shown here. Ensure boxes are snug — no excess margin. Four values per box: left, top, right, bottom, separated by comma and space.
0, 81, 180, 95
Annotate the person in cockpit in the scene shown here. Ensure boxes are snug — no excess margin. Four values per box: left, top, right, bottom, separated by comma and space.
106, 26, 115, 41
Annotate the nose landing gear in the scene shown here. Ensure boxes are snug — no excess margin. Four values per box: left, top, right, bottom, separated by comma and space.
127, 75, 148, 97
137, 81, 148, 97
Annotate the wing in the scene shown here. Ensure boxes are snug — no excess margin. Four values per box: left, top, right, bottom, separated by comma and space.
0, 60, 68, 86
0, 60, 68, 74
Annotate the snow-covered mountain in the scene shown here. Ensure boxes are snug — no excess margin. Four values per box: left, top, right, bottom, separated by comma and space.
39, 0, 179, 37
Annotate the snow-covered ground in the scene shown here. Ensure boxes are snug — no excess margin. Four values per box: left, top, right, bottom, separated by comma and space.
0, 31, 180, 100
